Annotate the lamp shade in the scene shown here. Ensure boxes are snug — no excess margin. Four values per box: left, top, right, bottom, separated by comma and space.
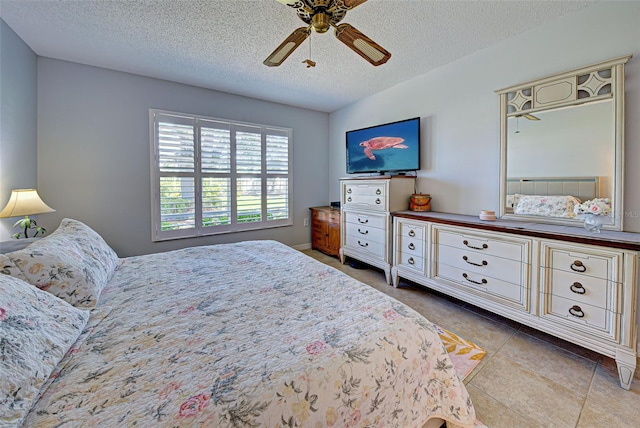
0, 189, 55, 218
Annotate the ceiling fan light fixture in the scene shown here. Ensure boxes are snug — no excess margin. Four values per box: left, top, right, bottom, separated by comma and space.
312, 13, 330, 33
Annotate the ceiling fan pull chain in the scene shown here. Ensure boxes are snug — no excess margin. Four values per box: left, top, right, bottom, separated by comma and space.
303, 31, 316, 68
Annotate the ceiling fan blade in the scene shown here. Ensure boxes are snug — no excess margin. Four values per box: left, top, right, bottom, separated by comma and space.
264, 27, 311, 67
341, 0, 368, 10
275, 0, 302, 6
334, 23, 391, 66
523, 113, 541, 121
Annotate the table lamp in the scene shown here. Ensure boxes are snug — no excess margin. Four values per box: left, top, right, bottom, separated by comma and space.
0, 189, 56, 239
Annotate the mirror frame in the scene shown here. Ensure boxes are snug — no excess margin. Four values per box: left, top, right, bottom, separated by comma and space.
497, 55, 631, 231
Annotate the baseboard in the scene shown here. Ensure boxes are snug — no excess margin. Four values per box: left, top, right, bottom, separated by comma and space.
292, 243, 312, 251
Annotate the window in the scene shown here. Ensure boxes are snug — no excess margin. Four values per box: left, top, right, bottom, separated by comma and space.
150, 110, 292, 241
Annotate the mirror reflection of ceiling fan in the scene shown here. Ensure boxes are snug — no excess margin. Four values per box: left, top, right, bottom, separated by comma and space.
513, 113, 540, 134
516, 113, 541, 121
264, 0, 391, 67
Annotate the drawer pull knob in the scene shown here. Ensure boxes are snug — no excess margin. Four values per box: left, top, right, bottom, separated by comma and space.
376, 189, 382, 195
463, 255, 488, 267
570, 260, 586, 272
408, 257, 415, 265
358, 228, 368, 235
462, 273, 487, 285
357, 240, 368, 248
569, 305, 585, 318
570, 282, 586, 294
347, 188, 352, 194
375, 198, 381, 205
463, 240, 488, 250
408, 230, 416, 237
408, 243, 415, 250
347, 197, 352, 202
357, 218, 368, 224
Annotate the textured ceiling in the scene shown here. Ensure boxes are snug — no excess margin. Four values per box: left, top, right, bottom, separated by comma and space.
0, 0, 596, 112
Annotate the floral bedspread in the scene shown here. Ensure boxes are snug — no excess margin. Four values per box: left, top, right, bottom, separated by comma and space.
24, 240, 475, 427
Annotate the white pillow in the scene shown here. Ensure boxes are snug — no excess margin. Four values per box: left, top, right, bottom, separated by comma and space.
514, 195, 581, 218
0, 274, 89, 426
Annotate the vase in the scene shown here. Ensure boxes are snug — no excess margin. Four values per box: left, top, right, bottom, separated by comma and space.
582, 214, 604, 233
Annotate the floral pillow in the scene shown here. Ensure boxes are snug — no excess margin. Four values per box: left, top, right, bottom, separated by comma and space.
0, 274, 89, 426
514, 195, 581, 218
0, 254, 27, 281
506, 194, 520, 208
5, 218, 118, 308
54, 218, 119, 275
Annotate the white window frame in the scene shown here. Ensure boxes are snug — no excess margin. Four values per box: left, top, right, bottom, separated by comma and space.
150, 109, 293, 241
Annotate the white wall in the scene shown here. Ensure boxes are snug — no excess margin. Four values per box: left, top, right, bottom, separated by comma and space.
37, 59, 329, 257
0, 19, 38, 239
328, 1, 640, 233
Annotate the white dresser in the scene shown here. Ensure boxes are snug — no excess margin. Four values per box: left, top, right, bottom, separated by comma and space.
339, 176, 415, 284
391, 211, 639, 390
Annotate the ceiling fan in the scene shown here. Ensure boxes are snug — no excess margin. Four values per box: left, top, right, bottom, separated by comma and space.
264, 0, 391, 67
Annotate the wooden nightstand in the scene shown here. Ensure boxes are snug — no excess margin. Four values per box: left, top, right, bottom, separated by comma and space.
309, 206, 340, 257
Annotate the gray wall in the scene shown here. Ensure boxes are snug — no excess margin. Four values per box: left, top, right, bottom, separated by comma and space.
36, 59, 329, 256
329, 1, 640, 233
0, 19, 38, 238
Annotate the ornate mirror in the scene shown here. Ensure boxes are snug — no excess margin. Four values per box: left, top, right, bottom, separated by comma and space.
497, 55, 631, 231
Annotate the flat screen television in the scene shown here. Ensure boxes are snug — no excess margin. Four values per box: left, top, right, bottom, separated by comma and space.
346, 117, 421, 174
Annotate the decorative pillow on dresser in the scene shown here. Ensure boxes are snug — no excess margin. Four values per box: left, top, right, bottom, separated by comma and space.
0, 274, 89, 426
513, 195, 581, 218
2, 218, 119, 308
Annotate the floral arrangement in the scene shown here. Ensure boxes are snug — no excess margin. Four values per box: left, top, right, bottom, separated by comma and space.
573, 198, 611, 216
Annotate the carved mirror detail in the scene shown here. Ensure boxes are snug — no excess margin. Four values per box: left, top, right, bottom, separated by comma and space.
497, 55, 631, 231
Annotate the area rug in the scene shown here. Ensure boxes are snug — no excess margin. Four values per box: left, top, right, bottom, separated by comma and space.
438, 327, 487, 428
438, 326, 487, 380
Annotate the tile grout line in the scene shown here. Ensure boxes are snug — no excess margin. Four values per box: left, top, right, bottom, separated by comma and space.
573, 355, 602, 427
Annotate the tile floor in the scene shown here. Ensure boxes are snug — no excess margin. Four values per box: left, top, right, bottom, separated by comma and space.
302, 249, 640, 428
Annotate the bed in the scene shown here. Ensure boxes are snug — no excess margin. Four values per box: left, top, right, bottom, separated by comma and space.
1, 219, 476, 427
505, 176, 600, 217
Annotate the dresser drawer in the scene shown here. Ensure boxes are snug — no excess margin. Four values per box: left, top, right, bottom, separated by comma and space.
343, 181, 386, 197
436, 244, 524, 285
396, 229, 424, 256
345, 221, 385, 245
435, 263, 525, 306
543, 267, 619, 312
312, 208, 340, 224
543, 294, 615, 335
435, 228, 526, 263
399, 221, 425, 241
343, 194, 386, 210
312, 222, 325, 235
342, 182, 387, 211
545, 248, 613, 280
343, 211, 387, 230
397, 252, 426, 273
344, 233, 385, 258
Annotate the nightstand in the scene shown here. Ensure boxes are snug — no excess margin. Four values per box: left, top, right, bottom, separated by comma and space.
309, 206, 340, 257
